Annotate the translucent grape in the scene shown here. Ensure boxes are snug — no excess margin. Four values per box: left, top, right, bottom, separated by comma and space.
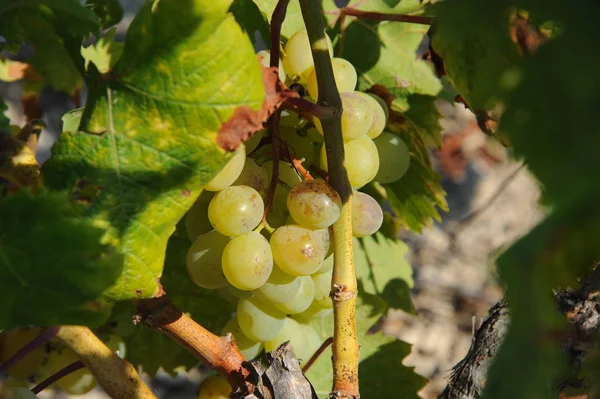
256, 50, 286, 82
222, 232, 273, 291
245, 130, 264, 154
186, 190, 214, 242
222, 318, 263, 360
0, 329, 46, 380
225, 284, 254, 299
205, 144, 246, 191
368, 93, 389, 121
208, 185, 264, 236
352, 191, 383, 237
275, 275, 315, 314
320, 135, 379, 188
307, 58, 357, 99
287, 180, 341, 229
356, 92, 386, 139
254, 264, 301, 304
270, 225, 325, 276
45, 346, 97, 395
280, 127, 317, 166
316, 228, 332, 259
312, 269, 333, 309
283, 29, 333, 82
233, 158, 269, 196
262, 161, 302, 189
315, 254, 333, 274
264, 318, 321, 364
314, 92, 373, 142
197, 375, 231, 399
374, 132, 411, 183
103, 334, 126, 359
186, 231, 229, 289
237, 296, 285, 341
293, 303, 333, 321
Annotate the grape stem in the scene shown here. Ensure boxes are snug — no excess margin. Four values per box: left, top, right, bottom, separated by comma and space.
55, 326, 157, 399
298, 1, 359, 398
0, 326, 58, 375
340, 7, 433, 25
302, 336, 333, 373
31, 360, 85, 394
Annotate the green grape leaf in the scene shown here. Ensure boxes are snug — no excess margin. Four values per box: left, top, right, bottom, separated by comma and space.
354, 233, 415, 313
306, 292, 426, 398
0, 190, 122, 330
81, 27, 124, 74
230, 0, 270, 46
115, 227, 234, 375
430, 1, 519, 110
252, 0, 304, 38
42, 0, 265, 301
85, 0, 124, 29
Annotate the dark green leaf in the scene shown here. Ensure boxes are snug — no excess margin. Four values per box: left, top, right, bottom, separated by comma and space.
0, 101, 9, 132
85, 0, 123, 29
0, 190, 122, 329
230, 0, 270, 46
80, 27, 124, 74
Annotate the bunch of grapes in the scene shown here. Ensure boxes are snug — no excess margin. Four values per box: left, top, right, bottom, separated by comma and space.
185, 29, 411, 363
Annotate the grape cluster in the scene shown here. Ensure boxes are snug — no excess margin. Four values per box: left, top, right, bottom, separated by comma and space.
185, 28, 410, 362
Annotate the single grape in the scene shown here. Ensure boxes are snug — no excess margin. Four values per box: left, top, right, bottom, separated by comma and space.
315, 253, 333, 274
256, 50, 286, 82
352, 191, 383, 237
225, 284, 254, 299
374, 132, 411, 183
186, 231, 229, 289
237, 297, 285, 341
293, 303, 333, 321
287, 180, 341, 229
208, 185, 264, 236
367, 93, 389, 121
270, 225, 325, 276
307, 58, 357, 99
262, 161, 302, 189
280, 127, 317, 166
356, 92, 386, 139
205, 144, 246, 192
44, 345, 97, 395
275, 275, 315, 314
245, 130, 264, 154
186, 190, 214, 242
197, 375, 231, 399
222, 231, 273, 291
320, 135, 379, 188
0, 387, 38, 399
312, 269, 333, 309
102, 334, 126, 359
314, 92, 373, 142
264, 318, 321, 364
254, 264, 301, 304
0, 328, 46, 380
233, 158, 269, 196
222, 318, 263, 360
283, 29, 333, 82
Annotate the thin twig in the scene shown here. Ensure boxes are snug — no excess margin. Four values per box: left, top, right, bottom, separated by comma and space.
0, 327, 59, 375
263, 112, 282, 225
291, 157, 314, 180
31, 360, 85, 394
340, 8, 433, 25
284, 97, 334, 119
302, 337, 333, 373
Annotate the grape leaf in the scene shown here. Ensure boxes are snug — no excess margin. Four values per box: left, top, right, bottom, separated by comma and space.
80, 27, 123, 74
230, 0, 270, 46
430, 1, 519, 110
115, 226, 234, 375
42, 0, 265, 301
354, 233, 415, 313
85, 0, 124, 29
0, 190, 122, 330
305, 292, 426, 398
252, 0, 305, 38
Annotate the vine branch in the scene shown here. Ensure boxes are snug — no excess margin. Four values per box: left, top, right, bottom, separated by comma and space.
298, 1, 359, 398
340, 7, 433, 25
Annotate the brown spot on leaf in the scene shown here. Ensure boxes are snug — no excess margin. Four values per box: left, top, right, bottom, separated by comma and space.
216, 65, 299, 151
72, 180, 102, 204
180, 189, 191, 197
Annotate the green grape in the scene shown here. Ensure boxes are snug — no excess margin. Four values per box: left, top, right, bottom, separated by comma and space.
222, 318, 263, 360
222, 232, 273, 291
275, 276, 315, 314
315, 253, 333, 274
226, 284, 254, 299
205, 144, 246, 191
280, 127, 317, 166
367, 93, 389, 121
0, 386, 38, 399
317, 228, 332, 259
208, 185, 264, 236
197, 375, 231, 399
233, 158, 269, 196
0, 328, 46, 381
256, 50, 286, 82
270, 225, 326, 276
186, 231, 229, 289
307, 57, 357, 99
262, 161, 302, 189
283, 29, 333, 82
312, 269, 333, 309
320, 135, 379, 188
287, 180, 341, 229
356, 92, 386, 139
254, 264, 301, 304
237, 297, 285, 341
314, 92, 373, 142
102, 334, 126, 359
374, 132, 411, 183
264, 318, 321, 364
293, 302, 333, 321
186, 190, 214, 242
245, 130, 264, 154
43, 345, 96, 395
352, 191, 383, 237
